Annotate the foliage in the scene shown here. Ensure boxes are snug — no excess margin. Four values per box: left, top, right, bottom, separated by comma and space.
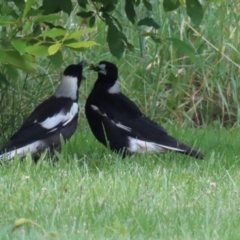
0, 0, 239, 138
0, 0, 219, 84
0, 0, 98, 85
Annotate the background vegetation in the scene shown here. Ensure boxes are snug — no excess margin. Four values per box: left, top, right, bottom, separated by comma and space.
1, 0, 239, 142
0, 0, 240, 239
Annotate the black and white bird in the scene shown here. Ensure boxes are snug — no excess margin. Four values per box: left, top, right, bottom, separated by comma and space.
85, 61, 204, 159
0, 60, 85, 161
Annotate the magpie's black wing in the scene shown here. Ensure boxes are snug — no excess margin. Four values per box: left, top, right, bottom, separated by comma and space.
90, 93, 203, 159
2, 96, 76, 150
92, 93, 167, 137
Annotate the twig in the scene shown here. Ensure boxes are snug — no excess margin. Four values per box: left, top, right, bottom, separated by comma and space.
185, 22, 240, 70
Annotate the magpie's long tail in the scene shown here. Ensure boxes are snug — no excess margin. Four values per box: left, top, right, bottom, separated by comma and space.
177, 144, 204, 159
156, 135, 204, 160
162, 143, 204, 159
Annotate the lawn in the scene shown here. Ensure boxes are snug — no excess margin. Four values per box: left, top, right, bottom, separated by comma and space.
1, 121, 240, 240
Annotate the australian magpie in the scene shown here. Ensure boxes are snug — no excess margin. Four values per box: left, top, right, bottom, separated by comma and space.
85, 61, 204, 159
0, 60, 85, 161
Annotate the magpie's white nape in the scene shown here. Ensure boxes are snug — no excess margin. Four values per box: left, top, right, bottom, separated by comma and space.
85, 61, 204, 159
0, 60, 86, 162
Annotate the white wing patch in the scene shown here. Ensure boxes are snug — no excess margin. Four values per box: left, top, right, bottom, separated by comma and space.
39, 103, 78, 129
128, 137, 185, 153
91, 105, 107, 117
0, 140, 44, 161
108, 81, 120, 94
91, 105, 131, 132
40, 112, 65, 129
62, 103, 78, 126
113, 122, 131, 132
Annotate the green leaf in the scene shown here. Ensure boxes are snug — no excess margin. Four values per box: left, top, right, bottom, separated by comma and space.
65, 28, 96, 40
77, 0, 88, 8
186, 0, 204, 26
65, 41, 98, 49
25, 45, 49, 56
0, 16, 16, 25
48, 51, 63, 68
4, 65, 19, 81
0, 48, 6, 61
22, 21, 32, 34
13, 0, 25, 12
23, 0, 37, 17
11, 40, 26, 55
137, 17, 160, 29
12, 218, 32, 232
32, 24, 42, 35
163, 0, 180, 12
40, 28, 67, 38
141, 32, 162, 43
102, 12, 110, 20
107, 20, 124, 58
24, 8, 42, 17
167, 38, 199, 63
42, 0, 59, 14
100, 4, 116, 12
89, 16, 96, 27
1, 4, 14, 15
48, 43, 62, 55
125, 0, 136, 24
34, 14, 62, 23
126, 42, 134, 52
97, 0, 117, 6
3, 51, 36, 73
76, 11, 94, 18
135, 0, 141, 6
111, 16, 123, 30
143, 0, 152, 11
0, 72, 9, 86
205, 0, 224, 2
150, 35, 162, 43
141, 32, 156, 37
59, 0, 73, 15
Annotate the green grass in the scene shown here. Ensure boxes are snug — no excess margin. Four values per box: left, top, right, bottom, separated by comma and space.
1, 121, 240, 239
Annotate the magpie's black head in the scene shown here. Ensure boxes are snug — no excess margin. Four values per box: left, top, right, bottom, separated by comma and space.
90, 61, 118, 87
63, 60, 86, 87
54, 60, 86, 100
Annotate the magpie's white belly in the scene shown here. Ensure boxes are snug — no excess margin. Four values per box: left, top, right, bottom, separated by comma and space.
128, 137, 185, 153
0, 140, 45, 160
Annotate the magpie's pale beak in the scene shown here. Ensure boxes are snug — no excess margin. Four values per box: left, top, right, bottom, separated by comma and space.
89, 64, 100, 72
89, 64, 107, 75
79, 60, 86, 67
